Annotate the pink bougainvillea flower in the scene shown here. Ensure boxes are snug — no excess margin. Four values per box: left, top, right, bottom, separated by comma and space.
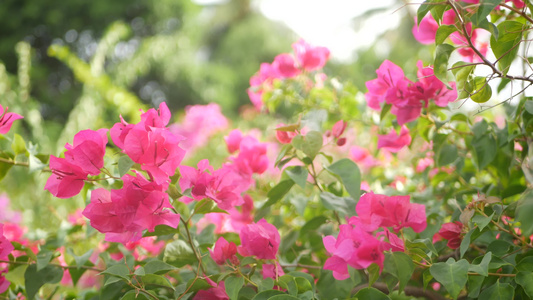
238, 218, 280, 259
434, 221, 463, 249
262, 262, 285, 280
225, 129, 243, 154
273, 53, 301, 78
209, 237, 239, 265
197, 194, 254, 234
412, 15, 439, 44
193, 278, 229, 300
0, 194, 21, 224
377, 126, 412, 153
232, 136, 269, 175
0, 105, 23, 135
0, 224, 14, 259
292, 39, 330, 71
179, 159, 214, 203
247, 88, 264, 110
365, 60, 410, 110
205, 166, 248, 210
45, 156, 88, 199
355, 192, 427, 233
64, 129, 108, 175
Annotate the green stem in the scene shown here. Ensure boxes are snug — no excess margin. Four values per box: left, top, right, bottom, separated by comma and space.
180, 217, 207, 275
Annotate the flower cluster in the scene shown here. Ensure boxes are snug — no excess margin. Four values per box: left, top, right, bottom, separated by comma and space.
434, 221, 464, 249
323, 192, 426, 279
247, 39, 330, 110
365, 60, 457, 125
180, 130, 269, 210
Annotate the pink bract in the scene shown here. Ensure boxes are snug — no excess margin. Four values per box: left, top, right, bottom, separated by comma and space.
45, 156, 88, 199
209, 237, 239, 265
273, 53, 301, 78
0, 105, 23, 135
238, 218, 280, 260
292, 39, 330, 71
377, 126, 412, 153
64, 129, 108, 175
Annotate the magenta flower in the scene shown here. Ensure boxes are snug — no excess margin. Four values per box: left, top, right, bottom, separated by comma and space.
412, 16, 438, 45
273, 53, 301, 78
0, 224, 14, 259
64, 129, 108, 175
0, 105, 23, 135
355, 192, 427, 233
292, 39, 330, 71
365, 60, 409, 110
193, 278, 229, 300
276, 123, 297, 144
434, 221, 464, 249
209, 237, 239, 265
179, 159, 214, 203
262, 262, 285, 280
377, 126, 412, 153
225, 129, 243, 154
45, 156, 89, 198
232, 136, 269, 175
238, 219, 280, 260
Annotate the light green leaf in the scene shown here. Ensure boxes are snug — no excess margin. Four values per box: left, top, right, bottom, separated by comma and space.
100, 264, 130, 280
470, 0, 502, 26
36, 250, 54, 272
490, 21, 524, 75
263, 180, 294, 208
11, 134, 27, 156
434, 43, 455, 87
468, 252, 492, 277
436, 25, 457, 45
325, 158, 361, 201
163, 240, 197, 267
516, 271, 533, 298
118, 155, 134, 177
284, 165, 308, 189
193, 198, 227, 215
144, 260, 177, 275
225, 276, 244, 300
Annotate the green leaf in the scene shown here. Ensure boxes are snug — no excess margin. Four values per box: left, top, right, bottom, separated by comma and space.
67, 248, 93, 268
263, 180, 294, 208
275, 144, 293, 168
193, 198, 227, 215
141, 273, 174, 290
284, 166, 308, 189
468, 274, 484, 298
144, 260, 177, 275
429, 258, 469, 300
525, 101, 533, 115
225, 276, 244, 300
468, 252, 492, 277
478, 280, 514, 300
367, 263, 380, 287
470, 0, 501, 26
36, 250, 54, 272
436, 25, 457, 45
384, 252, 414, 294
452, 62, 476, 100
11, 134, 27, 156
0, 160, 13, 181
24, 264, 63, 300
516, 189, 533, 237
163, 240, 197, 267
120, 290, 150, 300
325, 158, 361, 201
380, 103, 392, 121
300, 216, 328, 236
320, 192, 353, 216
295, 276, 313, 293
417, 1, 433, 25
278, 275, 298, 296
258, 277, 275, 292
460, 228, 481, 258
100, 264, 130, 280
490, 21, 524, 75
516, 271, 533, 298
468, 76, 492, 103
268, 295, 300, 300
252, 290, 285, 300
472, 133, 497, 170
292, 131, 323, 160
118, 155, 134, 177
434, 43, 455, 86
472, 212, 494, 231
437, 144, 458, 166
353, 287, 391, 300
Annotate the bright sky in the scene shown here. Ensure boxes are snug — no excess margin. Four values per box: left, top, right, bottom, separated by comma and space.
257, 0, 404, 62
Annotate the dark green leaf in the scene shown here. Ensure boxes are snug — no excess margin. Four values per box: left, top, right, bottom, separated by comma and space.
141, 273, 174, 290
516, 189, 533, 237
472, 212, 493, 231
367, 263, 380, 287
251, 290, 285, 300
36, 250, 54, 272
437, 144, 458, 166
268, 295, 300, 300
325, 158, 361, 201
429, 258, 469, 300
516, 271, 533, 298
24, 264, 63, 300
320, 192, 352, 216
100, 264, 130, 280
472, 133, 497, 170
144, 260, 177, 275
284, 166, 308, 189
278, 275, 298, 296
417, 1, 433, 25
478, 280, 514, 300
383, 252, 414, 293
468, 252, 492, 277
67, 248, 93, 268
225, 276, 244, 300
353, 287, 391, 300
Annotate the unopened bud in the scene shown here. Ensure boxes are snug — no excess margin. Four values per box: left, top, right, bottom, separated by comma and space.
336, 137, 346, 146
